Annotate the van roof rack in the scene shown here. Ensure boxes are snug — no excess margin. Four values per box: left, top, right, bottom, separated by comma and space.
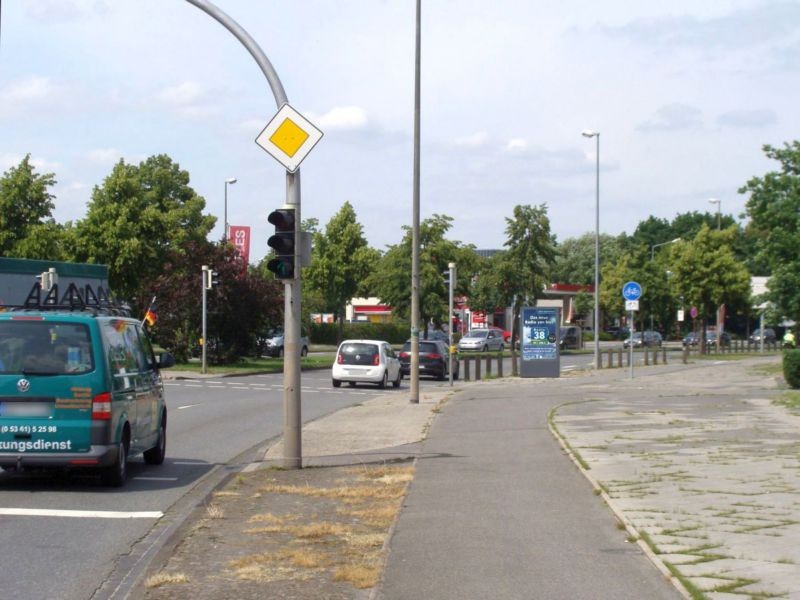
2, 282, 132, 317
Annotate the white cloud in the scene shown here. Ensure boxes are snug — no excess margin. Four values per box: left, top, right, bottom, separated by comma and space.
87, 148, 122, 165
0, 153, 60, 172
157, 81, 207, 106
638, 103, 703, 132
717, 109, 777, 129
311, 106, 368, 130
505, 138, 529, 151
452, 132, 489, 148
1, 76, 55, 103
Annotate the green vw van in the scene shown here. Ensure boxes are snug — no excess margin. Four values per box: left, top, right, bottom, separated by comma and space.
0, 310, 174, 486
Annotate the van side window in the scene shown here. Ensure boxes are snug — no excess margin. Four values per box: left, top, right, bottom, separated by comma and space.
134, 325, 156, 371
101, 320, 141, 391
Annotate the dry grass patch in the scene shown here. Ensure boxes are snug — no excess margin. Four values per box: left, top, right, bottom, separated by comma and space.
341, 500, 402, 528
332, 562, 382, 589
205, 504, 224, 519
294, 521, 351, 539
144, 572, 188, 588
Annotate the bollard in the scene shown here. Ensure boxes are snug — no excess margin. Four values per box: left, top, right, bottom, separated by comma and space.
486, 355, 492, 377
497, 354, 503, 377
662, 347, 667, 364
644, 348, 650, 366
618, 349, 623, 368
682, 345, 688, 364
607, 349, 613, 368
475, 355, 482, 380
464, 356, 471, 381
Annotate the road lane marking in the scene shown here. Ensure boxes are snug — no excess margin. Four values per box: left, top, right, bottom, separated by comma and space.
0, 508, 163, 519
177, 404, 201, 410
133, 476, 179, 481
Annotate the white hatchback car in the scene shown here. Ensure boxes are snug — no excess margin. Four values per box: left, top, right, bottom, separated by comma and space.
332, 339, 402, 389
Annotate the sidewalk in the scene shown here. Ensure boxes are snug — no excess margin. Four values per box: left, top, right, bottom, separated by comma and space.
141, 355, 799, 599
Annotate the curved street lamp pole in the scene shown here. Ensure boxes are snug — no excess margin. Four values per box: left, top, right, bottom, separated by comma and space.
186, 0, 303, 469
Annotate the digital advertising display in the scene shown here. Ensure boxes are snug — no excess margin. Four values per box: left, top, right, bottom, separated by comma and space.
519, 306, 560, 378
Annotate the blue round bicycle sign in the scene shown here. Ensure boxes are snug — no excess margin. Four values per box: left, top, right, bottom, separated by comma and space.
622, 281, 642, 301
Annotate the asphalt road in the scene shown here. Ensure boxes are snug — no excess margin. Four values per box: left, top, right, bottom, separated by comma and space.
0, 369, 399, 600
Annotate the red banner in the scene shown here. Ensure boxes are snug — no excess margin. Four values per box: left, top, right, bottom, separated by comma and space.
229, 225, 251, 265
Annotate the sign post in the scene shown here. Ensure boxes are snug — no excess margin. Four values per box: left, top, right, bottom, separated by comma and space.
623, 282, 642, 379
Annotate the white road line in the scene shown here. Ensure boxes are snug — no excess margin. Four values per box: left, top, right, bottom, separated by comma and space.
172, 461, 207, 465
177, 404, 201, 410
0, 508, 163, 519
184, 384, 203, 388
133, 476, 179, 481
232, 386, 251, 390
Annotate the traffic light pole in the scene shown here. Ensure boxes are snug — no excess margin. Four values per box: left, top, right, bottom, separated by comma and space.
201, 265, 208, 375
283, 173, 302, 469
187, 0, 302, 469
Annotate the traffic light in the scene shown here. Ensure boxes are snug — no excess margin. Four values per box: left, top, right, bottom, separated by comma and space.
203, 266, 219, 290
267, 207, 296, 279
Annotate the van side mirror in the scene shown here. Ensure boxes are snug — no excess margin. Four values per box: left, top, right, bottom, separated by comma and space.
157, 352, 176, 369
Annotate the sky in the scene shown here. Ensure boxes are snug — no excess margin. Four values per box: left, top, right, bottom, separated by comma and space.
1, 0, 799, 263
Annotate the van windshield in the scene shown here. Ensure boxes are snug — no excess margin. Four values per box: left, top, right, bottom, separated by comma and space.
0, 321, 94, 375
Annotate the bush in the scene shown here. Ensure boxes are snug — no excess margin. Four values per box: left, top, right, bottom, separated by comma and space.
782, 349, 800, 389
309, 321, 410, 345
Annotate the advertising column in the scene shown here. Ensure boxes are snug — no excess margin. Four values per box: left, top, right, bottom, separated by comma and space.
519, 306, 560, 378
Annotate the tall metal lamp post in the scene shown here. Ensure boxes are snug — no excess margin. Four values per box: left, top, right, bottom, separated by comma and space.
223, 177, 237, 241
581, 130, 600, 369
649, 238, 681, 331
708, 198, 721, 230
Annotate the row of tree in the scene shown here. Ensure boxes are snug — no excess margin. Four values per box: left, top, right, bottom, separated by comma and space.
2, 141, 799, 362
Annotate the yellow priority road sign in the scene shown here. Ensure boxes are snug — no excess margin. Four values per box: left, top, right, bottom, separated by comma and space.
256, 104, 323, 173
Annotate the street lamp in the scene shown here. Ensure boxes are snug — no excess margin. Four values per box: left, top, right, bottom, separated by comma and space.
708, 198, 721, 230
649, 238, 681, 331
224, 177, 237, 241
581, 129, 600, 369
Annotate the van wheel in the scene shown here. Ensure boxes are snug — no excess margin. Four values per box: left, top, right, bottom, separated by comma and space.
332, 379, 341, 388
144, 414, 167, 465
378, 371, 388, 389
102, 429, 129, 487
393, 370, 402, 388
301, 346, 308, 357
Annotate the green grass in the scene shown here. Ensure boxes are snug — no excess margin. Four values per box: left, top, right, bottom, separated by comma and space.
774, 391, 800, 414
174, 355, 333, 375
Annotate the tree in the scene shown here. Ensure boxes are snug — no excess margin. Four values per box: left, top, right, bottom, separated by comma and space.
364, 214, 479, 335
670, 224, 751, 351
0, 154, 63, 258
471, 204, 556, 375
742, 141, 800, 328
551, 232, 627, 285
71, 155, 216, 308
148, 241, 282, 362
304, 202, 380, 343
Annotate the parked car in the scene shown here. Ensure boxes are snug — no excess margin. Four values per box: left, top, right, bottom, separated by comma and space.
259, 329, 309, 358
623, 331, 663, 349
399, 339, 459, 380
605, 326, 630, 340
706, 331, 731, 347
331, 340, 402, 388
559, 326, 581, 350
457, 328, 505, 352
684, 331, 732, 347
749, 328, 776, 345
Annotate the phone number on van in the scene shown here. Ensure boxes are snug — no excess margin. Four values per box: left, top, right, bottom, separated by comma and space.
1, 425, 58, 434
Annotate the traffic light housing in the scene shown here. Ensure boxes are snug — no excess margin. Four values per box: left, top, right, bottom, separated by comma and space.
203, 267, 219, 290
267, 208, 296, 279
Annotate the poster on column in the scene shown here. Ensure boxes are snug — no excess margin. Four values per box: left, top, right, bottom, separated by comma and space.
520, 306, 560, 378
